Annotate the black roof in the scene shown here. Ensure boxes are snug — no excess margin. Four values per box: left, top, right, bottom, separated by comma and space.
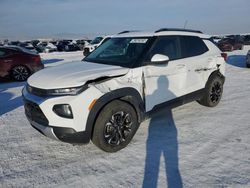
155, 28, 203, 34
118, 30, 140, 34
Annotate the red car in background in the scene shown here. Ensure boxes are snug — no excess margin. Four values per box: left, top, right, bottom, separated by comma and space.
217, 38, 244, 52
0, 46, 44, 81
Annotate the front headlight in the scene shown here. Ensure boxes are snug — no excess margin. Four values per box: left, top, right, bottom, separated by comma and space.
27, 84, 88, 96
47, 85, 88, 96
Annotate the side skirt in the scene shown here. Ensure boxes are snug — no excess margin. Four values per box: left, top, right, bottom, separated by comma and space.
144, 88, 205, 119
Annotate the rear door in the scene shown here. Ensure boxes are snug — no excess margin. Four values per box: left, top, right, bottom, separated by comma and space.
179, 36, 210, 93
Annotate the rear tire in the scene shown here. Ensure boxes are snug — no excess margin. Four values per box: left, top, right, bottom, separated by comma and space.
198, 74, 224, 107
11, 65, 30, 81
247, 64, 250, 68
92, 100, 139, 152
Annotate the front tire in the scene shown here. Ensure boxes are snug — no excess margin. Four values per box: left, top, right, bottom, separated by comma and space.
11, 65, 30, 81
198, 74, 224, 107
92, 100, 139, 152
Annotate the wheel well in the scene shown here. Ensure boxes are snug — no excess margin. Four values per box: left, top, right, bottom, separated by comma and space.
86, 88, 144, 139
207, 70, 225, 85
120, 97, 143, 122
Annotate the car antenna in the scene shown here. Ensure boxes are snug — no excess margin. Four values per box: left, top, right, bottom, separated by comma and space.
183, 20, 188, 29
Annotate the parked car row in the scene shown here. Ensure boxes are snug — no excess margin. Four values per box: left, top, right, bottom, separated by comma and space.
217, 37, 244, 52
211, 34, 250, 52
0, 36, 108, 81
1, 31, 249, 82
0, 39, 91, 53
243, 35, 250, 45
214, 35, 243, 52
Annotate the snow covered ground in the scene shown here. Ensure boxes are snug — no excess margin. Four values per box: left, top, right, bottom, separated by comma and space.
0, 47, 250, 188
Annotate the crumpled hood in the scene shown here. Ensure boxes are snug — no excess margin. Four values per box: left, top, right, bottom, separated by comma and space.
28, 61, 129, 89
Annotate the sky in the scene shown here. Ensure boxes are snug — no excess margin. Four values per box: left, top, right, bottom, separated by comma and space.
0, 0, 250, 40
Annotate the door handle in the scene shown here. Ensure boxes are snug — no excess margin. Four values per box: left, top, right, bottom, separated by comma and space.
195, 68, 210, 72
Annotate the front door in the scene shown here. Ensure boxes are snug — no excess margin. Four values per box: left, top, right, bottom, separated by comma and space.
143, 36, 188, 112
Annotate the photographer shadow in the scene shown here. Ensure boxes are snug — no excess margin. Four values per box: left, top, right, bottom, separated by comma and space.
142, 76, 183, 188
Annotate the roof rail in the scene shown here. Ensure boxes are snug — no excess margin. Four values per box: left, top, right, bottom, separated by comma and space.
155, 28, 203, 34
118, 31, 130, 34
118, 30, 140, 34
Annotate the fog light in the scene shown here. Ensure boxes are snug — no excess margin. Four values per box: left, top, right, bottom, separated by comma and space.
53, 104, 73, 119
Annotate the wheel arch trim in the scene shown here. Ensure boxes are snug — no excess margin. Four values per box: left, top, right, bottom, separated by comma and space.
85, 87, 144, 140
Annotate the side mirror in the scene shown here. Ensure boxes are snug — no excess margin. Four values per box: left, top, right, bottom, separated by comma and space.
150, 54, 169, 65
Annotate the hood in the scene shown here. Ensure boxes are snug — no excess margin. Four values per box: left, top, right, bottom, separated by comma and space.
28, 61, 129, 89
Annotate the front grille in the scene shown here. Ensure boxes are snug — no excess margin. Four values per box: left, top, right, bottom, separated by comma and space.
24, 100, 49, 125
27, 85, 48, 97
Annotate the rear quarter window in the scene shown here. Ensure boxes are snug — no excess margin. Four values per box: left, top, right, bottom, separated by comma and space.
181, 36, 208, 58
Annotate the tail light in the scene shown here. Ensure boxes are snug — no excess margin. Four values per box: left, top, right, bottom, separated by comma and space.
31, 55, 41, 64
221, 53, 227, 61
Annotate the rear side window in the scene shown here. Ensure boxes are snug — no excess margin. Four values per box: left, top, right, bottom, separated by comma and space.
181, 36, 208, 58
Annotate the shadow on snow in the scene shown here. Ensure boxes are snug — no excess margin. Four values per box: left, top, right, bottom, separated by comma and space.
0, 81, 25, 115
42, 58, 64, 65
143, 76, 183, 188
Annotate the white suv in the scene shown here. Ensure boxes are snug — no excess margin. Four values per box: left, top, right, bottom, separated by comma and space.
83, 36, 111, 56
22, 28, 226, 152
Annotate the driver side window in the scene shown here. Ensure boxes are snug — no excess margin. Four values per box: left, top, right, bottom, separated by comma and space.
147, 36, 181, 61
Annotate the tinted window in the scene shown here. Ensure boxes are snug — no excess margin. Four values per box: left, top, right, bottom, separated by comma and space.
181, 36, 208, 58
148, 36, 181, 61
0, 49, 6, 57
90, 37, 103, 45
84, 37, 151, 68
101, 37, 110, 45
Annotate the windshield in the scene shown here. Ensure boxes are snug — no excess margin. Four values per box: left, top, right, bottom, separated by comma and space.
84, 37, 151, 68
90, 37, 103, 45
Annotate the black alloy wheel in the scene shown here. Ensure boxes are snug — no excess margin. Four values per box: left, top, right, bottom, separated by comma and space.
104, 111, 133, 146
11, 66, 30, 81
92, 100, 139, 152
210, 81, 222, 104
